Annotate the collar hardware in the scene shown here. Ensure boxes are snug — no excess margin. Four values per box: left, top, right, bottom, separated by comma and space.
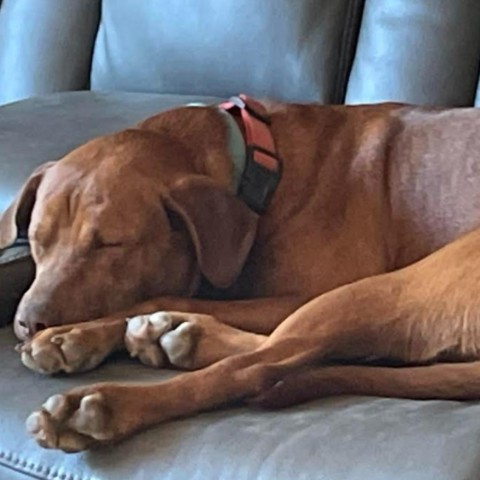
241, 145, 282, 214
219, 94, 282, 214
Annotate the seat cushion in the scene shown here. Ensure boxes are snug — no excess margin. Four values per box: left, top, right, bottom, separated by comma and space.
2, 326, 480, 480
0, 91, 222, 213
2, 92, 480, 480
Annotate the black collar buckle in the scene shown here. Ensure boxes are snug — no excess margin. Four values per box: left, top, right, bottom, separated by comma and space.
239, 145, 282, 214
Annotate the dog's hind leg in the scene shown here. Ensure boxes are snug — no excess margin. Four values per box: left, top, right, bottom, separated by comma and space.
250, 361, 480, 408
262, 228, 480, 368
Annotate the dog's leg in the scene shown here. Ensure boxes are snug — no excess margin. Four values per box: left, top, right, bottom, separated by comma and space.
20, 296, 302, 374
121, 296, 305, 369
250, 361, 480, 408
26, 347, 301, 452
128, 295, 305, 334
122, 296, 307, 370
262, 228, 480, 367
124, 311, 266, 370
17, 317, 126, 374
28, 230, 480, 451
32, 349, 480, 452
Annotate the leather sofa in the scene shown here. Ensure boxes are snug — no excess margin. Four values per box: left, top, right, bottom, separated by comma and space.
1, 1, 480, 479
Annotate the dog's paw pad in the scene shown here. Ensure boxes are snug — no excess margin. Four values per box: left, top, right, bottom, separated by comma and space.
26, 393, 72, 449
19, 326, 113, 375
126, 312, 173, 340
18, 339, 66, 374
26, 410, 57, 447
125, 312, 173, 367
42, 393, 69, 418
69, 393, 110, 440
125, 312, 199, 369
27, 392, 112, 452
160, 322, 198, 368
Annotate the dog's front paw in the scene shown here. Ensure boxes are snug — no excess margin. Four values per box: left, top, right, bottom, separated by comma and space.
17, 325, 114, 374
125, 312, 200, 370
26, 385, 128, 452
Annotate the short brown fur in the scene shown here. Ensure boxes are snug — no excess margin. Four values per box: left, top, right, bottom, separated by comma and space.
3, 102, 480, 451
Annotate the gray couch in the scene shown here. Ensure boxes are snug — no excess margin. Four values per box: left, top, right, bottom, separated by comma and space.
2, 1, 480, 479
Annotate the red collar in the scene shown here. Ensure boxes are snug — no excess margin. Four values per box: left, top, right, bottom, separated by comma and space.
219, 94, 282, 214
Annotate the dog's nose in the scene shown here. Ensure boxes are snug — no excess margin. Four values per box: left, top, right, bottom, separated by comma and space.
14, 316, 30, 340
14, 315, 49, 339
14, 299, 55, 340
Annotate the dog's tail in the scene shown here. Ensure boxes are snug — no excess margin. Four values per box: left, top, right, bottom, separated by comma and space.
249, 361, 480, 408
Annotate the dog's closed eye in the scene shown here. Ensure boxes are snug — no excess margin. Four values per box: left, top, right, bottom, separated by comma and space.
90, 231, 124, 250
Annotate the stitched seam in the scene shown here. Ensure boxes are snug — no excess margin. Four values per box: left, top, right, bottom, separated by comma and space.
0, 450, 90, 480
334, 0, 365, 103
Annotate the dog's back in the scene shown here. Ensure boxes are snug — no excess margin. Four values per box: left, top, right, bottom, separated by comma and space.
260, 103, 480, 275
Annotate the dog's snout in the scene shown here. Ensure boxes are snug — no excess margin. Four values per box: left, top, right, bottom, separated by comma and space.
14, 299, 58, 340
14, 316, 30, 340
31, 322, 47, 334
15, 316, 50, 340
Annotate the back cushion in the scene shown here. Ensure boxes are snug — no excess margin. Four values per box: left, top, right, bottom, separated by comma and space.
91, 0, 362, 103
346, 0, 480, 106
0, 0, 99, 105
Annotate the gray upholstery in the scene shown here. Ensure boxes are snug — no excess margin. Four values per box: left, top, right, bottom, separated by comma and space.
2, 328, 480, 480
346, 0, 480, 106
0, 92, 220, 214
2, 1, 480, 479
91, 0, 363, 103
3, 0, 480, 107
0, 0, 100, 105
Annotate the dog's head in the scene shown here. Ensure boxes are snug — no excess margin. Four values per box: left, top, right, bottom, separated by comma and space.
0, 109, 258, 340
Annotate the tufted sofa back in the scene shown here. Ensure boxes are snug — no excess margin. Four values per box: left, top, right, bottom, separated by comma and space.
1, 0, 480, 106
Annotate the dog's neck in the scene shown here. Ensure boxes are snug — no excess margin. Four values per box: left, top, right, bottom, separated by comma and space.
188, 98, 282, 215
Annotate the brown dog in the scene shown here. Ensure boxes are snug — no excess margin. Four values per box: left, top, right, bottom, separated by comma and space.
2, 97, 480, 452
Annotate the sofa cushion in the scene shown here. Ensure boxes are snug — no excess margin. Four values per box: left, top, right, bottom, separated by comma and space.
2, 326, 480, 480
0, 91, 221, 213
2, 91, 480, 480
0, 0, 100, 105
346, 0, 480, 106
91, 0, 363, 103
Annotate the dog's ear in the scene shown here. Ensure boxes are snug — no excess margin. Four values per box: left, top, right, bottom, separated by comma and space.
164, 176, 259, 289
0, 162, 53, 250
